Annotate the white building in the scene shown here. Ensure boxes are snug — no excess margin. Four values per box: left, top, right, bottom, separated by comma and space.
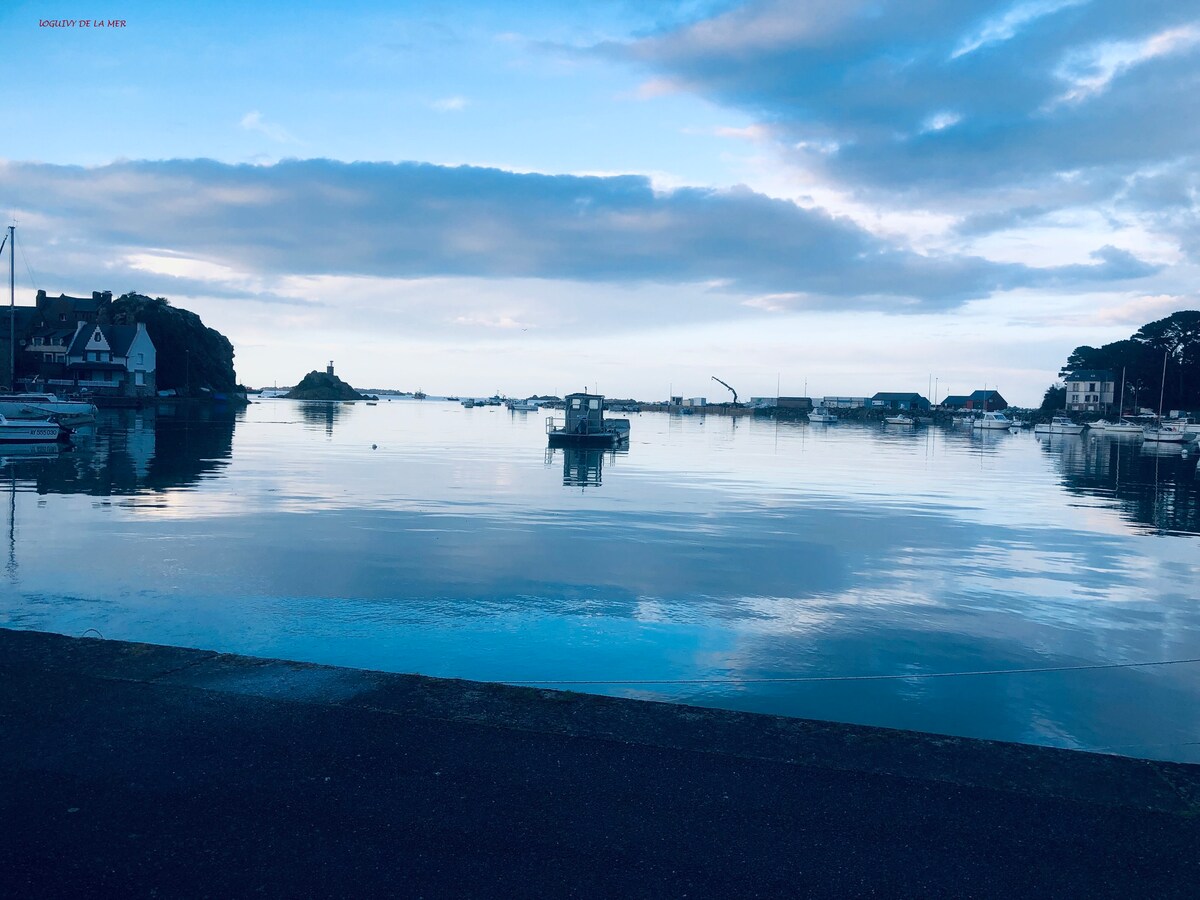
65, 322, 157, 397
1064, 370, 1115, 413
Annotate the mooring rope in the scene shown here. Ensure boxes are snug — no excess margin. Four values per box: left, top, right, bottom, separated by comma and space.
500, 656, 1200, 686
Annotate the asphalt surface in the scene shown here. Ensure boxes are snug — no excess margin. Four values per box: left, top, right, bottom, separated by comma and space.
1, 628, 1197, 898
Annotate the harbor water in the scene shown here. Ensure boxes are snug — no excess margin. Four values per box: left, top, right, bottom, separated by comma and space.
2, 399, 1198, 762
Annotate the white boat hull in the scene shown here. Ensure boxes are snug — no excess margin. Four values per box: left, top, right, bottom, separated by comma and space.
1142, 429, 1188, 443
0, 420, 63, 443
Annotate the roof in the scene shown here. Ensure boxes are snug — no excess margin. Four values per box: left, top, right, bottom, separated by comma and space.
40, 293, 106, 311
67, 323, 141, 358
1065, 370, 1115, 382
1, 307, 39, 335
968, 389, 1005, 400
565, 392, 603, 400
871, 392, 926, 401
941, 395, 969, 403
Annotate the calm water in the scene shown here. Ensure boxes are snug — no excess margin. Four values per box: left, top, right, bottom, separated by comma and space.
3, 400, 1199, 762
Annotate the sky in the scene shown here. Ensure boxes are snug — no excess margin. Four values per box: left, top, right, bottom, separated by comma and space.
1, 0, 1198, 404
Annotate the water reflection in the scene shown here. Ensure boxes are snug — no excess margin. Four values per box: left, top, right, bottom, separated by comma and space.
1043, 432, 1200, 535
298, 401, 348, 436
0, 404, 240, 496
3, 405, 1198, 762
555, 448, 603, 488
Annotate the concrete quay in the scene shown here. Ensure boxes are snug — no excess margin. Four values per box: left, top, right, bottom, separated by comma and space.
1, 627, 1197, 898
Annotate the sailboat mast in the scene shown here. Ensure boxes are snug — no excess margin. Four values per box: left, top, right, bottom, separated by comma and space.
8, 225, 14, 391
1157, 352, 1167, 420
1118, 367, 1125, 418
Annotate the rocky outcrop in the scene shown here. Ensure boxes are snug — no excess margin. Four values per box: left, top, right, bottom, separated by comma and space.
284, 370, 364, 401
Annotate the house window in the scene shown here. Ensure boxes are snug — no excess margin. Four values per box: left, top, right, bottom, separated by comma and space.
137, 353, 144, 365
1089, 382, 1096, 392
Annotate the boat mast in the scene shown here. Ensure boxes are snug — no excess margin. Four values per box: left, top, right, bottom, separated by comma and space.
1157, 351, 1167, 421
7, 225, 14, 392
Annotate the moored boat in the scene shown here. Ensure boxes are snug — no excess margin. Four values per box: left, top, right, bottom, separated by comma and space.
808, 405, 837, 424
1034, 416, 1086, 435
506, 399, 539, 412
0, 393, 97, 426
972, 411, 1013, 430
547, 392, 630, 448
0, 413, 67, 443
884, 414, 914, 426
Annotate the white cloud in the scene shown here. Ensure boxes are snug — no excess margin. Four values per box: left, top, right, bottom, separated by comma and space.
952, 0, 1089, 59
920, 111, 962, 133
1053, 24, 1200, 104
430, 95, 469, 112
239, 111, 298, 144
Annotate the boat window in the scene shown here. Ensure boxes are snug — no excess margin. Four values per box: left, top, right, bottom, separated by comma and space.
572, 398, 581, 409
589, 400, 599, 410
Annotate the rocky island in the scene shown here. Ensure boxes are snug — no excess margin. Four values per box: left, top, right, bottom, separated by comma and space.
285, 364, 364, 401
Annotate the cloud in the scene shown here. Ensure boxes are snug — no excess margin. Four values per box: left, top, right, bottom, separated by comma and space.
239, 111, 298, 144
0, 159, 1155, 321
430, 95, 469, 112
612, 0, 1200, 248
952, 0, 1090, 59
1052, 24, 1200, 105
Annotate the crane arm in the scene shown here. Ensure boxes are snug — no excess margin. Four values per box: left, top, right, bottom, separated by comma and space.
711, 375, 737, 404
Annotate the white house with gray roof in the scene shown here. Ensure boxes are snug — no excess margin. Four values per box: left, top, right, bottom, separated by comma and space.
1065, 369, 1115, 413
65, 322, 156, 397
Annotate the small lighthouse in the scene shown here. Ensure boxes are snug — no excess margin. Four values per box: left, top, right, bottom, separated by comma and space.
326, 360, 335, 377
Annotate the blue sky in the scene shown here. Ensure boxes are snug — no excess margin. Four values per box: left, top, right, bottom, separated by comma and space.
2, 0, 1197, 402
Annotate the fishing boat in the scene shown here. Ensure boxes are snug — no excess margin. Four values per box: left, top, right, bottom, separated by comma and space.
546, 392, 630, 448
0, 414, 67, 443
808, 405, 837, 424
460, 398, 476, 408
884, 414, 914, 426
1034, 416, 1086, 435
972, 411, 1014, 430
505, 399, 539, 412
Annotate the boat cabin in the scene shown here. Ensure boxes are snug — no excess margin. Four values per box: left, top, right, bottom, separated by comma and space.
547, 392, 630, 448
563, 393, 604, 436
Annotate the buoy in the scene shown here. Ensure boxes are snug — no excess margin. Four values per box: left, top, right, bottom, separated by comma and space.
371, 444, 377, 450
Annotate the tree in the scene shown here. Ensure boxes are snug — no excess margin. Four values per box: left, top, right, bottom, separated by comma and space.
1041, 384, 1065, 411
1058, 311, 1200, 411
1134, 311, 1200, 411
102, 293, 239, 396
